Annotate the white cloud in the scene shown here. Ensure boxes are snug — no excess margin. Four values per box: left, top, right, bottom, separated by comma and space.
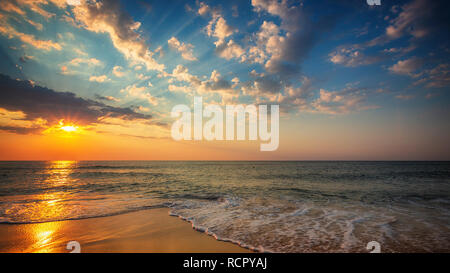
198, 2, 210, 16
69, 57, 102, 66
168, 84, 192, 93
70, 0, 164, 72
329, 47, 381, 67
216, 39, 245, 60
112, 66, 125, 77
245, 21, 284, 65
310, 88, 378, 115
168, 37, 197, 61
89, 75, 108, 83
120, 84, 158, 105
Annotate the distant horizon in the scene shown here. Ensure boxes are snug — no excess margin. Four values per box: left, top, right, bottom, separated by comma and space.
1, 159, 449, 162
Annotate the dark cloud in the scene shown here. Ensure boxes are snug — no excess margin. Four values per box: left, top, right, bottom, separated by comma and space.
203, 76, 232, 91
253, 74, 282, 95
0, 74, 151, 134
275, 16, 336, 75
0, 125, 42, 135
331, 0, 450, 68
19, 55, 33, 63
94, 94, 120, 102
253, 0, 337, 78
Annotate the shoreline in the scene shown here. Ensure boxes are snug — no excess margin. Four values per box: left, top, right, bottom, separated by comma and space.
0, 208, 251, 253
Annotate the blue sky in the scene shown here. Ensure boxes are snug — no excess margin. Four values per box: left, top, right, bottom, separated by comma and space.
0, 0, 449, 160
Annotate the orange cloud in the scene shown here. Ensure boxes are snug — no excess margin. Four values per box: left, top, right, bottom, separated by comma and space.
0, 24, 61, 51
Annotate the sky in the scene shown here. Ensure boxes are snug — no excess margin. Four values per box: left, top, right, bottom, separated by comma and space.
0, 0, 449, 160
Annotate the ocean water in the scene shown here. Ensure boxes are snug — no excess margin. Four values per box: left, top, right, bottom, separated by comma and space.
0, 161, 449, 252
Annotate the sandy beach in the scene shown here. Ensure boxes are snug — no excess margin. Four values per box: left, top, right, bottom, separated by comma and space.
0, 208, 250, 253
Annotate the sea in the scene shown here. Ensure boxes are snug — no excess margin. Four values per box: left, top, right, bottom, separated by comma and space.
0, 161, 449, 252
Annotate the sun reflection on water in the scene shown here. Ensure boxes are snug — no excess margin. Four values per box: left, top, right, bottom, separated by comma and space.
28, 161, 78, 252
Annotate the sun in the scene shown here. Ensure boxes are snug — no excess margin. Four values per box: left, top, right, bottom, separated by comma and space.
42, 119, 87, 136
57, 120, 79, 133
60, 125, 78, 132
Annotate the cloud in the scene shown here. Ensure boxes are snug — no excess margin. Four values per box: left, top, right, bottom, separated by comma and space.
0, 0, 64, 19
389, 57, 423, 76
89, 75, 108, 83
197, 70, 238, 103
208, 16, 234, 43
95, 94, 120, 102
385, 0, 439, 39
310, 87, 378, 115
250, 0, 336, 78
168, 84, 192, 93
245, 21, 283, 64
200, 6, 244, 61
0, 22, 61, 51
0, 74, 151, 134
74, 48, 88, 56
330, 0, 449, 68
0, 1, 25, 15
370, 0, 448, 45
383, 44, 417, 55
414, 63, 450, 88
112, 66, 125, 77
167, 65, 237, 103
170, 64, 200, 84
138, 106, 150, 112
242, 73, 282, 99
19, 55, 34, 63
168, 37, 197, 61
329, 47, 383, 67
197, 2, 210, 16
26, 19, 43, 30
279, 76, 315, 109
395, 94, 415, 100
120, 84, 158, 105
137, 73, 150, 81
69, 57, 102, 66
424, 64, 450, 88
244, 76, 378, 115
70, 0, 164, 71
215, 39, 244, 60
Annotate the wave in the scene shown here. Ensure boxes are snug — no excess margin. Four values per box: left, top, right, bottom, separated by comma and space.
0, 203, 170, 224
168, 210, 266, 252
75, 165, 150, 170
167, 196, 450, 253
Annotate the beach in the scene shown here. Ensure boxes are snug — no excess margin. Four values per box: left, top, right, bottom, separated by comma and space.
0, 208, 250, 253
0, 161, 449, 252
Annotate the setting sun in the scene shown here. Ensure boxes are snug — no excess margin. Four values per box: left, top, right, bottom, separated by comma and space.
57, 120, 79, 133
40, 120, 85, 137
60, 125, 77, 133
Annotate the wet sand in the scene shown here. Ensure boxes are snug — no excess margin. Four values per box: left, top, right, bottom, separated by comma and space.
0, 208, 250, 253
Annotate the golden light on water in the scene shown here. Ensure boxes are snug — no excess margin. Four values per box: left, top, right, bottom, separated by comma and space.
26, 161, 77, 252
